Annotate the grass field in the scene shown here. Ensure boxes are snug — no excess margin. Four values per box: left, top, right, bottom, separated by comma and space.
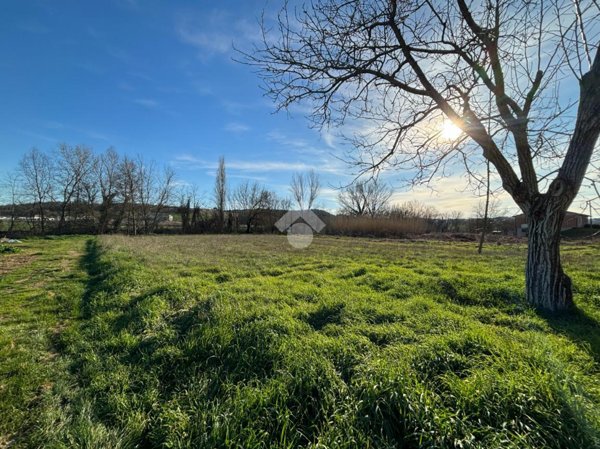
1, 235, 600, 448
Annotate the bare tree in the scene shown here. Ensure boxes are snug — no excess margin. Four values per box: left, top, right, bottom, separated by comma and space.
121, 157, 175, 235
338, 179, 392, 216
448, 210, 464, 232
55, 144, 94, 232
474, 196, 507, 224
93, 152, 176, 235
149, 166, 176, 232
266, 195, 292, 232
248, 0, 600, 311
178, 185, 196, 234
214, 156, 227, 232
19, 148, 54, 234
136, 157, 156, 234
95, 148, 120, 234
79, 157, 99, 224
230, 181, 273, 233
117, 157, 139, 235
290, 170, 321, 210
1, 171, 22, 234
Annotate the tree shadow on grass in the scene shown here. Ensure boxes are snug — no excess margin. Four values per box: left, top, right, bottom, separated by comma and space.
540, 307, 600, 364
78, 238, 113, 319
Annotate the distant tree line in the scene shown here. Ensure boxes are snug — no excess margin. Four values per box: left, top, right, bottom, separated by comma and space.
177, 162, 316, 234
0, 145, 307, 236
1, 144, 513, 238
2, 145, 175, 235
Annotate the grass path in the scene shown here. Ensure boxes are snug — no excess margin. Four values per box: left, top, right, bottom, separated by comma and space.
0, 236, 88, 448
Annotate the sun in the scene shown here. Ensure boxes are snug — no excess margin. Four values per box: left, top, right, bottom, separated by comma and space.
441, 121, 462, 140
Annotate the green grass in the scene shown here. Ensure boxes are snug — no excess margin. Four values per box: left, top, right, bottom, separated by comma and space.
2, 235, 600, 448
0, 236, 87, 447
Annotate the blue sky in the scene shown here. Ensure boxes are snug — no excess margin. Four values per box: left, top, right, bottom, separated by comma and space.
0, 0, 357, 208
1, 0, 594, 215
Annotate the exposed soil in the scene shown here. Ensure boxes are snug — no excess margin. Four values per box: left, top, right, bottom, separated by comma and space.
0, 253, 36, 276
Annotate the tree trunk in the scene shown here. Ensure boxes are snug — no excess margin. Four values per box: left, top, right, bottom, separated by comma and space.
38, 202, 45, 234
58, 206, 67, 233
98, 201, 109, 234
525, 209, 573, 312
8, 202, 16, 234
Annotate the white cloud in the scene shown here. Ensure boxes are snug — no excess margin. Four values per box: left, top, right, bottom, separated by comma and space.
266, 130, 332, 156
173, 154, 343, 174
388, 175, 518, 216
320, 187, 341, 202
321, 128, 336, 149
175, 10, 233, 58
220, 99, 260, 115
176, 26, 231, 56
172, 179, 193, 188
224, 122, 250, 133
228, 173, 268, 182
174, 9, 262, 61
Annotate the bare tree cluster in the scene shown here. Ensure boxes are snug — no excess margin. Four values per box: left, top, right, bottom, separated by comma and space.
175, 159, 294, 234
177, 187, 206, 234
338, 179, 392, 216
230, 181, 285, 233
5, 145, 175, 235
290, 170, 321, 210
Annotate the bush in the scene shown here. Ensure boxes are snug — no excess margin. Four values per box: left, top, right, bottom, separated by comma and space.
0, 244, 19, 254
